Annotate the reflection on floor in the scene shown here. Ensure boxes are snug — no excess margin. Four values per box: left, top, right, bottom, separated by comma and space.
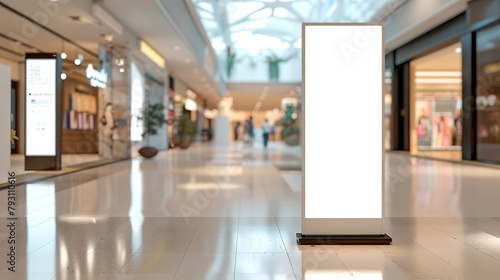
1, 142, 500, 279
10, 154, 101, 176
415, 149, 462, 161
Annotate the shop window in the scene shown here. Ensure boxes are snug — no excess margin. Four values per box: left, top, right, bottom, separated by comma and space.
476, 23, 500, 163
409, 41, 463, 161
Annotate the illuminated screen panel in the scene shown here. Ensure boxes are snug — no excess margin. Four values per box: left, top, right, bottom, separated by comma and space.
304, 24, 383, 219
25, 58, 57, 156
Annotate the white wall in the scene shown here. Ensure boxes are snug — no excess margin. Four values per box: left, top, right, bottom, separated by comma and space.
0, 64, 11, 184
0, 57, 19, 81
384, 0, 467, 52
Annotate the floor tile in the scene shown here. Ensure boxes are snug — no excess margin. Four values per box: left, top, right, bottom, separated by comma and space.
176, 253, 236, 275
174, 273, 234, 280
119, 253, 184, 274
235, 252, 294, 274
2, 143, 500, 279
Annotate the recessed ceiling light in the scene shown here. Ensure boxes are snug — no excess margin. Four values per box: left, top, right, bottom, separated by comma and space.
61, 73, 67, 80
74, 58, 81, 65
61, 52, 67, 59
455, 47, 462, 53
119, 68, 125, 73
103, 33, 113, 42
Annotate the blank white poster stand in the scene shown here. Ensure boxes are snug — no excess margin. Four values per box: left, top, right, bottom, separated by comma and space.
297, 23, 392, 245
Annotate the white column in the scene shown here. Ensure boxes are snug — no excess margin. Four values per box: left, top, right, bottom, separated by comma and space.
214, 115, 229, 146
0, 64, 11, 184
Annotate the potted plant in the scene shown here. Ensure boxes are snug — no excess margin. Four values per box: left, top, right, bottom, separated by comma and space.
10, 129, 19, 145
176, 113, 197, 149
139, 102, 166, 158
280, 104, 300, 146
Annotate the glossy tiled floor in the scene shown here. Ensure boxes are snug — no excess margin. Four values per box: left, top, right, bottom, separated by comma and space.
1, 142, 500, 279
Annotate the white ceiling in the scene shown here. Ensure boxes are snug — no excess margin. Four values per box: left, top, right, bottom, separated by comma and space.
227, 82, 301, 111
412, 42, 462, 71
0, 0, 222, 108
0, 0, 419, 112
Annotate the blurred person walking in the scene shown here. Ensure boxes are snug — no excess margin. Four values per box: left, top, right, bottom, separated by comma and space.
243, 119, 249, 145
262, 119, 271, 148
233, 121, 240, 141
248, 116, 255, 146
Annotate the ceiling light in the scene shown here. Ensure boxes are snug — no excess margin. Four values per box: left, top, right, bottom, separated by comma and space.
119, 68, 125, 73
115, 58, 124, 66
74, 53, 84, 65
455, 47, 462, 54
61, 73, 67, 80
103, 33, 113, 42
61, 52, 67, 59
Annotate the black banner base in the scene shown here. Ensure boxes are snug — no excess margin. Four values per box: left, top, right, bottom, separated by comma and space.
296, 233, 392, 245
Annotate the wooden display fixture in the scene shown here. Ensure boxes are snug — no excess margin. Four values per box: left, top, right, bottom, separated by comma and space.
61, 76, 99, 154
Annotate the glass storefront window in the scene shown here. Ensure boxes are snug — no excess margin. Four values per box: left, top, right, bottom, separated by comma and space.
410, 41, 463, 161
476, 23, 500, 163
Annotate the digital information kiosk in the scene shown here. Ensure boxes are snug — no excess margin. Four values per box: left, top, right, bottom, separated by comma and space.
25, 53, 62, 170
297, 23, 392, 245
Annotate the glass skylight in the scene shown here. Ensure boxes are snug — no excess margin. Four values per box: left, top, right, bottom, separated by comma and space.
191, 0, 406, 78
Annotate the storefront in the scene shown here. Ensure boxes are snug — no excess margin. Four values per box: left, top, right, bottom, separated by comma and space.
476, 21, 500, 163
388, 0, 500, 164
409, 41, 463, 161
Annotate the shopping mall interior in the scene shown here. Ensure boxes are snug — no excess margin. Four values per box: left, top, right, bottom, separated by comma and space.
1, 0, 500, 279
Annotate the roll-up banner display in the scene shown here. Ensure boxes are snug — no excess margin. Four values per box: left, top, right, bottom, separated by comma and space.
298, 23, 391, 245
25, 53, 62, 170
